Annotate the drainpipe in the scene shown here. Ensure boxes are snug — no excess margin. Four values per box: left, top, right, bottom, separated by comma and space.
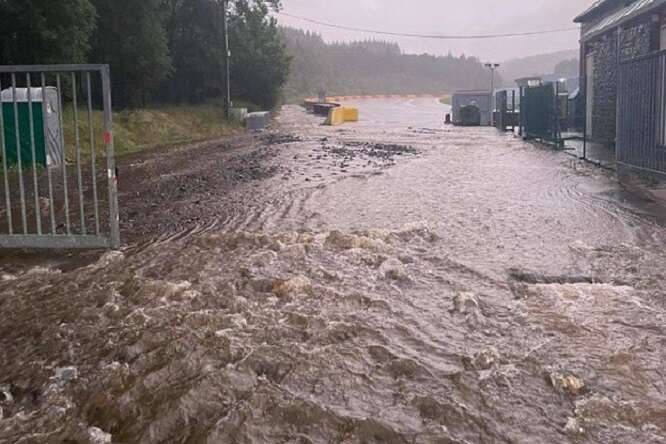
615, 27, 623, 160
582, 73, 592, 160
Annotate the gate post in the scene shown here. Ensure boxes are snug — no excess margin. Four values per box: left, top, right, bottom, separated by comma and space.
511, 90, 516, 134
101, 65, 120, 249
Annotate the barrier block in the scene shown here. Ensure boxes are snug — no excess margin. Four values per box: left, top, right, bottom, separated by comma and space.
230, 107, 248, 122
303, 99, 318, 111
325, 107, 345, 125
325, 106, 359, 126
247, 111, 270, 130
343, 107, 359, 122
314, 102, 339, 116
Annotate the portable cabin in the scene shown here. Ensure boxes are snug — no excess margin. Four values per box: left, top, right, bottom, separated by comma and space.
515, 77, 543, 89
451, 90, 492, 126
1, 87, 63, 167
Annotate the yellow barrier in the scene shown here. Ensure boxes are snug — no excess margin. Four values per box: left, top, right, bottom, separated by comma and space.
343, 107, 359, 122
325, 107, 345, 125
325, 106, 359, 126
319, 94, 446, 102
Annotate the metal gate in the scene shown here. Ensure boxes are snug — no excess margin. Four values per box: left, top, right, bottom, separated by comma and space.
0, 65, 119, 249
495, 90, 508, 130
495, 90, 518, 132
521, 83, 558, 143
617, 50, 666, 176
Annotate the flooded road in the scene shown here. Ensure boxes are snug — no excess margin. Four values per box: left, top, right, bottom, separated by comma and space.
1, 98, 665, 443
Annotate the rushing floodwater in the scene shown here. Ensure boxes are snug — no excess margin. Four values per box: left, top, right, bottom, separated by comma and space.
1, 98, 665, 444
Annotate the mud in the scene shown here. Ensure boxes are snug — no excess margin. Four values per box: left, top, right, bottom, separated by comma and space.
1, 98, 666, 443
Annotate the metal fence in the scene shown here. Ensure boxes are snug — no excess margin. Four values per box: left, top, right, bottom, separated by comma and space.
617, 50, 666, 176
520, 83, 562, 145
494, 90, 518, 132
0, 65, 119, 249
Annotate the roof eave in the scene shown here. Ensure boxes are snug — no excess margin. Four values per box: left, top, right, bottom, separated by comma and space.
574, 10, 601, 23
573, 0, 613, 23
580, 0, 666, 42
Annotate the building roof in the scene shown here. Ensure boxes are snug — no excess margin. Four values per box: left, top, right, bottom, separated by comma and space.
581, 0, 665, 40
574, 0, 612, 23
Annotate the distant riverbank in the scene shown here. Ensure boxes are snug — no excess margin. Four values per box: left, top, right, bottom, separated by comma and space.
439, 94, 452, 105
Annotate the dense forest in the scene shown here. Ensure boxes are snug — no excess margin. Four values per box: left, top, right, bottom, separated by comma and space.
0, 1, 505, 110
498, 49, 579, 85
0, 0, 290, 109
281, 27, 497, 101
553, 59, 579, 78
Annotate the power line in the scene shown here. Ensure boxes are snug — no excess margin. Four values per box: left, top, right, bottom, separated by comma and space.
277, 11, 579, 40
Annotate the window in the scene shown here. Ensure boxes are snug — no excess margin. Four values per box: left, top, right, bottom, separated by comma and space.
661, 24, 666, 50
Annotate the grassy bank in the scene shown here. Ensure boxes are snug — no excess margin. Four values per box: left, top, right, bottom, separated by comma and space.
62, 103, 239, 160
439, 95, 452, 106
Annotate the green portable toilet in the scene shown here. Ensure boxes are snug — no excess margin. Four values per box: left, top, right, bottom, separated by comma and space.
1, 87, 63, 168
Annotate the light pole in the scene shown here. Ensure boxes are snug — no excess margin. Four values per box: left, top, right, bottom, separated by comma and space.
221, 0, 231, 119
485, 63, 500, 126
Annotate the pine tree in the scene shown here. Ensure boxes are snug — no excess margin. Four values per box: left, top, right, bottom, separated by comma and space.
90, 0, 172, 108
229, 0, 290, 108
161, 0, 289, 108
0, 0, 96, 65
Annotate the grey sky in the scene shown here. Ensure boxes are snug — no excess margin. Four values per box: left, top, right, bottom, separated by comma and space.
276, 1, 596, 61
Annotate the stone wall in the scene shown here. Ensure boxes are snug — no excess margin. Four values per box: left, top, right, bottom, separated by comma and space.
586, 19, 654, 145
588, 32, 618, 145
619, 23, 653, 60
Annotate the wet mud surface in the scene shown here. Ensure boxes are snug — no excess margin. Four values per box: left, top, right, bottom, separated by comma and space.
1, 98, 666, 443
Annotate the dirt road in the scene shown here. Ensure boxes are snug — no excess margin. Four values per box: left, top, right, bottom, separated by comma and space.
1, 98, 665, 443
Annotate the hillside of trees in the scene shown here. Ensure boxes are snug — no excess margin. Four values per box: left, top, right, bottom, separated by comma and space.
498, 49, 579, 85
281, 28, 497, 101
553, 58, 579, 78
0, 2, 511, 109
0, 0, 290, 109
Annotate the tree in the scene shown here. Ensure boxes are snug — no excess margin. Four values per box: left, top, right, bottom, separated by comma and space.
0, 0, 290, 111
280, 27, 494, 101
0, 0, 96, 65
161, 0, 225, 103
228, 1, 290, 108
90, 0, 172, 108
160, 0, 288, 108
554, 58, 579, 78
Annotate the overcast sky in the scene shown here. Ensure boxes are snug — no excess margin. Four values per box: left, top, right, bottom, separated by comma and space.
275, 0, 596, 61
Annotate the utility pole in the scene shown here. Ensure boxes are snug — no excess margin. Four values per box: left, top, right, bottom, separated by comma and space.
485, 63, 500, 126
221, 0, 231, 119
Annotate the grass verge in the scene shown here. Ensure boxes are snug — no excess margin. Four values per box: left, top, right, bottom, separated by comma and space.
61, 103, 239, 160
439, 95, 452, 106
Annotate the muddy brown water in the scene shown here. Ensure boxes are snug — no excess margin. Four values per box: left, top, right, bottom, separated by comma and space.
1, 98, 665, 443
